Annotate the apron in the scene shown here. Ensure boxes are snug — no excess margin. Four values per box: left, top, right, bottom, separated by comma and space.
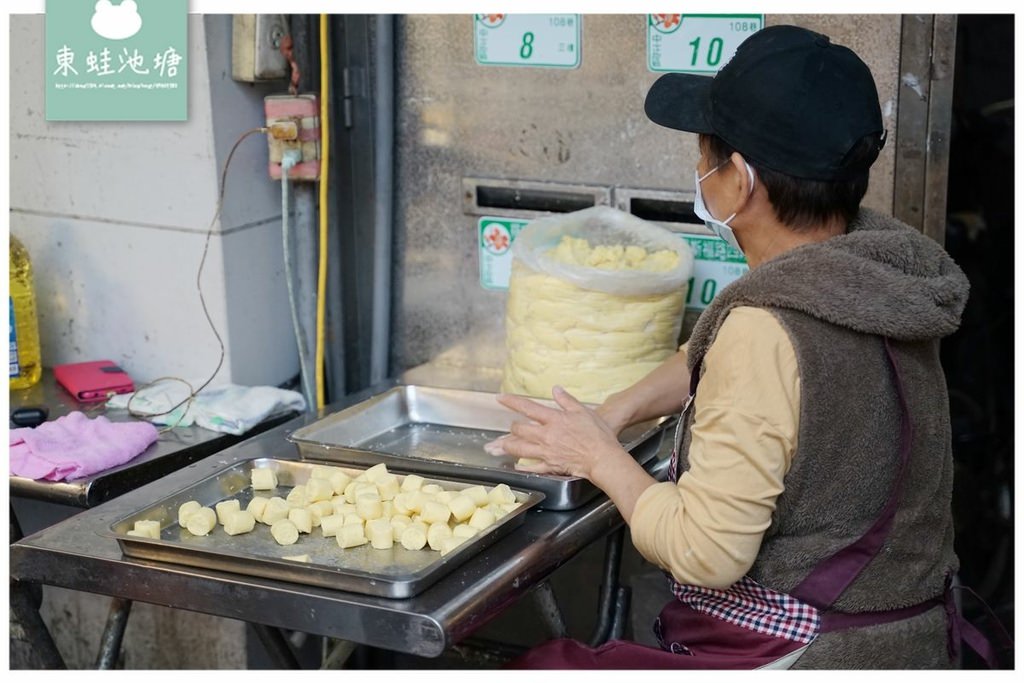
508, 338, 1004, 669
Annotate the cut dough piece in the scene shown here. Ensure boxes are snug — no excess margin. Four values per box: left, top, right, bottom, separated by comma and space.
251, 467, 278, 491
390, 518, 411, 541
246, 497, 270, 523
448, 495, 476, 523
338, 523, 369, 549
178, 501, 202, 527
452, 524, 479, 539
434, 490, 456, 505
343, 481, 360, 504
306, 500, 334, 526
132, 520, 161, 540
288, 508, 313, 534
306, 478, 334, 503
468, 508, 496, 531
364, 463, 389, 483
332, 500, 356, 517
286, 485, 308, 507
366, 519, 394, 549
319, 514, 345, 538
215, 499, 241, 525
271, 520, 299, 545
400, 474, 425, 492
420, 500, 451, 526
126, 529, 149, 538
501, 502, 523, 514
461, 485, 489, 507
224, 510, 256, 536
439, 536, 467, 557
427, 522, 453, 551
262, 497, 291, 525
328, 470, 352, 496
186, 507, 217, 536
356, 495, 383, 521
400, 526, 427, 551
282, 554, 310, 563
376, 474, 400, 501
421, 484, 443, 495
342, 513, 364, 528
309, 465, 337, 480
488, 483, 517, 506
485, 503, 509, 519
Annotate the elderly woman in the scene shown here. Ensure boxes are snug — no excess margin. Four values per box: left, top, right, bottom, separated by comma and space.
488, 25, 975, 669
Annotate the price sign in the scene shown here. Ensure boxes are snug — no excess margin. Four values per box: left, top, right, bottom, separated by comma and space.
474, 14, 581, 69
648, 14, 763, 74
479, 217, 530, 290
679, 233, 749, 311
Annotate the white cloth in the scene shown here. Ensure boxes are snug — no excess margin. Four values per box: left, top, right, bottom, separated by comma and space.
106, 381, 306, 435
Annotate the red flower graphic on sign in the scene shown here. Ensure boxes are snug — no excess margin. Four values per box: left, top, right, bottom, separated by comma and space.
478, 14, 506, 28
484, 225, 511, 254
653, 14, 681, 31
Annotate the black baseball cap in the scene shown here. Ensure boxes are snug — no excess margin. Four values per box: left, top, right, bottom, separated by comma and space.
645, 24, 885, 181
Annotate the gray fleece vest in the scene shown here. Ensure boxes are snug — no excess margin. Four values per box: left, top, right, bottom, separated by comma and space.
678, 209, 969, 667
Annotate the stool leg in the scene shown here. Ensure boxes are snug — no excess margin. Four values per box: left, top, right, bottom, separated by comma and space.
588, 527, 625, 646
531, 580, 568, 639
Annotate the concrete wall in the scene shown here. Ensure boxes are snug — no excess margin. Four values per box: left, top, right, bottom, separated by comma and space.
9, 14, 298, 388
389, 14, 905, 377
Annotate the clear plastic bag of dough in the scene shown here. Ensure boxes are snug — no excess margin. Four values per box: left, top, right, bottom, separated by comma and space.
510, 206, 693, 296
502, 207, 694, 404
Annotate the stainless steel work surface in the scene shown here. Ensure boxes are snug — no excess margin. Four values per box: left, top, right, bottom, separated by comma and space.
11, 410, 672, 658
108, 458, 543, 598
289, 385, 666, 510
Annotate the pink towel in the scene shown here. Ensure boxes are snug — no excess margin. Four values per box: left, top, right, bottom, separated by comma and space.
9, 411, 159, 481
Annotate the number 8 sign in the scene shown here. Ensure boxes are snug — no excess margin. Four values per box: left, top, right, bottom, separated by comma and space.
648, 14, 764, 74
474, 14, 581, 69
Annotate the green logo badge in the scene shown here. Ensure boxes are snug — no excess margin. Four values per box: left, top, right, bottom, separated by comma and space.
46, 0, 188, 121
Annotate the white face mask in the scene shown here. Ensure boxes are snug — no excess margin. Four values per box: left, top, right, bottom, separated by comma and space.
693, 160, 756, 254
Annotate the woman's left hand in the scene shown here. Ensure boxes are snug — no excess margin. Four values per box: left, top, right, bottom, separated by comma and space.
484, 386, 627, 479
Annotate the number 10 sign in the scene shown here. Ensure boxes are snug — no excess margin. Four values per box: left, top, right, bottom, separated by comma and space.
648, 14, 764, 74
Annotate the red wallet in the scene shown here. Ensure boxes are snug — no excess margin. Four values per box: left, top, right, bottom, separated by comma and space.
54, 360, 135, 402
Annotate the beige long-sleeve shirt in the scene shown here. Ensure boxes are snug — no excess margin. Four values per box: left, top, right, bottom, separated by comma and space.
629, 306, 801, 589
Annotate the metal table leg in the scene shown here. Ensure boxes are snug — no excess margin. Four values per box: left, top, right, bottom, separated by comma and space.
95, 597, 132, 669
10, 503, 66, 669
251, 624, 302, 668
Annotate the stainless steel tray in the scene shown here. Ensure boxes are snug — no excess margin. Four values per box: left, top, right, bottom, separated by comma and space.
287, 385, 669, 510
107, 458, 544, 599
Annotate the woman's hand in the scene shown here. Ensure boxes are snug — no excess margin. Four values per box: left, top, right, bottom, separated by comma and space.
484, 386, 629, 480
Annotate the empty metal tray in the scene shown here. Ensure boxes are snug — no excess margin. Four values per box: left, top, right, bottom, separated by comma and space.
108, 458, 544, 598
288, 385, 668, 510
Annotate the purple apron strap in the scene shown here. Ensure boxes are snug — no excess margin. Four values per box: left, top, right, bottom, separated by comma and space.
789, 338, 912, 609
947, 582, 1014, 668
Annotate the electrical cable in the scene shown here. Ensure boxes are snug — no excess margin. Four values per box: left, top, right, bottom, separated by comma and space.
281, 152, 314, 410
315, 14, 331, 411
126, 127, 268, 430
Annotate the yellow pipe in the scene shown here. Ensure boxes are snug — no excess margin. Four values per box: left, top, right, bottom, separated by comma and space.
316, 14, 330, 411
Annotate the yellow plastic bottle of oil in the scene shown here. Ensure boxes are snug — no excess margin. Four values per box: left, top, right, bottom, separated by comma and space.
9, 235, 42, 389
